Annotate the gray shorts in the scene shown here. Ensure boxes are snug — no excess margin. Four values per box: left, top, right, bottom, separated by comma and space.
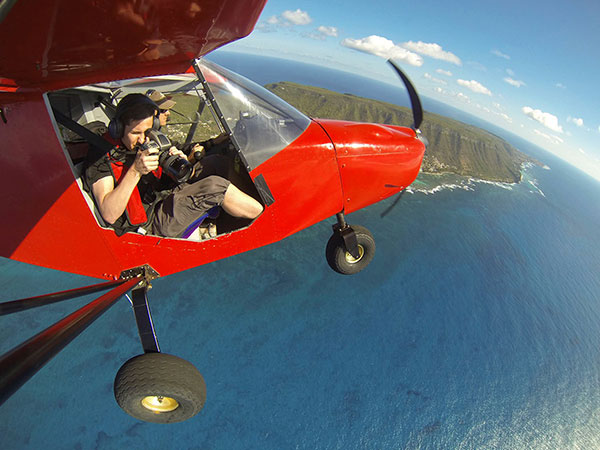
150, 175, 230, 238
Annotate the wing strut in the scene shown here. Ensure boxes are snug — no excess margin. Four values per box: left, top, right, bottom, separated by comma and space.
0, 279, 129, 316
0, 276, 143, 406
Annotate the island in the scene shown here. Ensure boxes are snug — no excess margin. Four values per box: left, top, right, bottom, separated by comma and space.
265, 82, 540, 183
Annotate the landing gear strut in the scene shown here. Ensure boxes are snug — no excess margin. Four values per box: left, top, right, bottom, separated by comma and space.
113, 270, 206, 423
325, 213, 375, 275
0, 266, 203, 424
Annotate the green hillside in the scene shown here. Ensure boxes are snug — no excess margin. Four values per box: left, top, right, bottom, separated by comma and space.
266, 82, 535, 183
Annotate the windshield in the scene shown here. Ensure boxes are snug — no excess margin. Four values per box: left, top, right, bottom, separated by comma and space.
199, 59, 311, 170
50, 60, 310, 171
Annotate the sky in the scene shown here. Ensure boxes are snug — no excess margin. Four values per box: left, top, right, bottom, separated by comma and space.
226, 0, 600, 181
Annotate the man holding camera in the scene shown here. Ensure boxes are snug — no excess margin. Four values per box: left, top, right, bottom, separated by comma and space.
85, 93, 263, 237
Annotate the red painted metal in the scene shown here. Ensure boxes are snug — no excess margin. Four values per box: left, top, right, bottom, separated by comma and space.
0, 0, 428, 281
0, 0, 267, 91
1, 101, 344, 279
315, 119, 426, 214
0, 91, 425, 280
0, 91, 122, 277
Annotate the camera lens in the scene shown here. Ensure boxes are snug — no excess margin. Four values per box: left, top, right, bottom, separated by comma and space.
144, 130, 192, 183
159, 152, 192, 183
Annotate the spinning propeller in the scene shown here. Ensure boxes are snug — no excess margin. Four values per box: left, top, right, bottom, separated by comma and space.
380, 59, 427, 218
387, 58, 426, 136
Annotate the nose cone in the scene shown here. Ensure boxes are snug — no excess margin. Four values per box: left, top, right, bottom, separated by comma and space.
315, 119, 426, 214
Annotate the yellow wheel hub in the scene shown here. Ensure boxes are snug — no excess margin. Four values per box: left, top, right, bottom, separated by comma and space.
141, 395, 179, 413
345, 245, 365, 264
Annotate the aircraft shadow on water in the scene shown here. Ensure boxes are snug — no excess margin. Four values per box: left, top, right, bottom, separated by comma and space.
0, 0, 427, 423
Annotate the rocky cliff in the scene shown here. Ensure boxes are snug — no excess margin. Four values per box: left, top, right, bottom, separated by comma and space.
266, 82, 535, 183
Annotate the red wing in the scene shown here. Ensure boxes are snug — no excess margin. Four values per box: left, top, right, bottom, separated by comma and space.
0, 0, 267, 91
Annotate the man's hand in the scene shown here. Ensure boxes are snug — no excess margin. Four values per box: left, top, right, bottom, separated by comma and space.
189, 143, 205, 162
167, 146, 187, 160
133, 145, 159, 175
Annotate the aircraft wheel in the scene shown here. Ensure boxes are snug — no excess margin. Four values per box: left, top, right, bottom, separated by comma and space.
114, 353, 206, 424
326, 225, 375, 275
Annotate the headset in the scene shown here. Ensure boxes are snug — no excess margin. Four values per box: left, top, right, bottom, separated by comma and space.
108, 93, 161, 140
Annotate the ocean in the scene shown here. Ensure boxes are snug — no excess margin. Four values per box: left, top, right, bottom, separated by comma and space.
1, 53, 600, 449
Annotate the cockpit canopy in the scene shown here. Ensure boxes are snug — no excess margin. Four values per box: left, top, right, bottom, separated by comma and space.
50, 59, 311, 171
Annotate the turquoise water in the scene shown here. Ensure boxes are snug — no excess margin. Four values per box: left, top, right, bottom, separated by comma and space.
2, 56, 600, 449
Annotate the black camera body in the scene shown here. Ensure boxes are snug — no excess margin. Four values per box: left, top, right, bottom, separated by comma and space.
142, 130, 192, 183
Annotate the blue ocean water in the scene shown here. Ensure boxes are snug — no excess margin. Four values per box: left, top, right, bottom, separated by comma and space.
2, 55, 600, 449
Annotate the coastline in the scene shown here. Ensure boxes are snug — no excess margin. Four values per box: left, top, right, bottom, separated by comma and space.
410, 159, 552, 198
264, 81, 545, 187
419, 160, 543, 187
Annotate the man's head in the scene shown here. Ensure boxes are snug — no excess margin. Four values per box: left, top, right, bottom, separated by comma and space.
146, 90, 176, 127
109, 94, 159, 150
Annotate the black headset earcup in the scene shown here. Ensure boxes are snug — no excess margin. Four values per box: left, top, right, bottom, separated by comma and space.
108, 118, 122, 139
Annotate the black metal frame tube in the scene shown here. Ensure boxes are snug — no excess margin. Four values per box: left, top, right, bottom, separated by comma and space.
0, 276, 141, 406
131, 286, 160, 353
0, 279, 129, 316
193, 59, 253, 172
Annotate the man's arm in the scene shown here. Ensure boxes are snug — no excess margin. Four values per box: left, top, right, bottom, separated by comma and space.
92, 149, 159, 224
91, 169, 141, 224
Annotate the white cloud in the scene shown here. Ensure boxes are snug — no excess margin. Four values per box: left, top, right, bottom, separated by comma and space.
492, 49, 510, 60
317, 26, 338, 37
341, 35, 423, 66
534, 129, 564, 144
436, 69, 453, 77
467, 61, 487, 72
281, 9, 312, 25
504, 77, 526, 88
424, 73, 447, 85
500, 113, 512, 123
555, 82, 566, 89
567, 116, 584, 127
401, 41, 461, 65
506, 68, 515, 76
457, 79, 492, 96
457, 92, 471, 102
261, 10, 312, 30
522, 107, 563, 133
579, 148, 586, 154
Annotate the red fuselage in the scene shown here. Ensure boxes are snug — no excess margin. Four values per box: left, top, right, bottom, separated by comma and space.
0, 0, 425, 280
0, 90, 424, 279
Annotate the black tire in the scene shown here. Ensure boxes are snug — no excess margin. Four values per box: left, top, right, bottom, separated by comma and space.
325, 225, 375, 275
114, 353, 206, 424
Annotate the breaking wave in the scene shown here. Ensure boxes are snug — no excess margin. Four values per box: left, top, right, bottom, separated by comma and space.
406, 175, 515, 195
528, 179, 546, 197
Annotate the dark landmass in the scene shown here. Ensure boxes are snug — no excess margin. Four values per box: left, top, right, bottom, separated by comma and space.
266, 81, 541, 183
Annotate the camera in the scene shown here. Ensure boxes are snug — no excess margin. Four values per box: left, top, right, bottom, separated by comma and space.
142, 130, 192, 183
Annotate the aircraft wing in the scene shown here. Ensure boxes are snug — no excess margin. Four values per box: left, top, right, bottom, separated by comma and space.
0, 0, 267, 91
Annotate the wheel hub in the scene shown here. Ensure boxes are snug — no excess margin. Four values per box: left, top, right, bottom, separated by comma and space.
345, 244, 365, 264
141, 395, 179, 413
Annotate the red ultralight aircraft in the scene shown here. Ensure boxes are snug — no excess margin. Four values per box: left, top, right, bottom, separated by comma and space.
0, 0, 426, 423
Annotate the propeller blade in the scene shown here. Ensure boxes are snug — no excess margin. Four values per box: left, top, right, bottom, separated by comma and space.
387, 59, 423, 131
380, 189, 407, 218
